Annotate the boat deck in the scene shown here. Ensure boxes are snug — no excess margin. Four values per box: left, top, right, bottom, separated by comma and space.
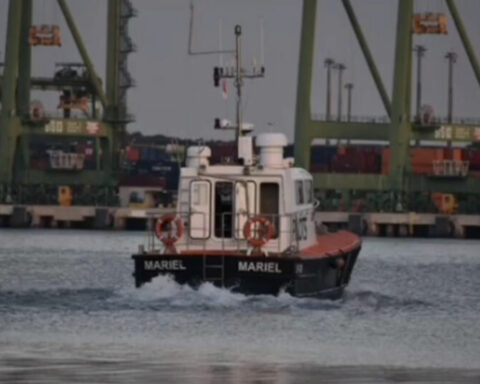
171, 230, 361, 260
300, 231, 361, 259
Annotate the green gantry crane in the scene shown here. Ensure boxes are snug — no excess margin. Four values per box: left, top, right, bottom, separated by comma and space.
0, 0, 136, 205
294, 0, 480, 213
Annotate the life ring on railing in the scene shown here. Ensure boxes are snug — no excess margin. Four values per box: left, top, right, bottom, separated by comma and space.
155, 214, 184, 246
243, 216, 275, 248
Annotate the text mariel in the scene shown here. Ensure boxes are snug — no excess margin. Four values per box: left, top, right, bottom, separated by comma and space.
144, 260, 282, 274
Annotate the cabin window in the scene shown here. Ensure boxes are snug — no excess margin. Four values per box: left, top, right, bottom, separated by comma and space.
129, 191, 145, 204
260, 182, 279, 239
295, 180, 304, 205
189, 180, 211, 239
192, 182, 209, 206
234, 181, 256, 239
215, 182, 234, 238
304, 180, 313, 204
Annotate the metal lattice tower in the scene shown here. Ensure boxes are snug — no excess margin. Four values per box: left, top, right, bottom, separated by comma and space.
106, 0, 136, 126
0, 0, 137, 205
294, 0, 480, 211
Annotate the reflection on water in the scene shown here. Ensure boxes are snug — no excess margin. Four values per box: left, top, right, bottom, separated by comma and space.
1, 230, 480, 383
2, 358, 480, 384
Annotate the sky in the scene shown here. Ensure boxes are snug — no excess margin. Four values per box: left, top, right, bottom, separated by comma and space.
1, 0, 480, 141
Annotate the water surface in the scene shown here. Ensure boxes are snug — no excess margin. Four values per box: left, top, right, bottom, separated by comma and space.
1, 230, 479, 383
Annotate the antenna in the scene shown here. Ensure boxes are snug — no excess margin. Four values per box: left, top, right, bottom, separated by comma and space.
260, 17, 265, 68
213, 25, 265, 144
188, 1, 234, 56
186, 7, 266, 163
218, 18, 223, 67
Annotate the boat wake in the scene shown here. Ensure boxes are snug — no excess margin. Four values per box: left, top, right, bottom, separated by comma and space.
0, 279, 332, 313
343, 289, 434, 313
0, 276, 433, 314
117, 275, 344, 312
117, 275, 247, 308
118, 275, 438, 314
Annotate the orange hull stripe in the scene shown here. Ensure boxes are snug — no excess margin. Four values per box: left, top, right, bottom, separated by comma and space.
176, 231, 360, 259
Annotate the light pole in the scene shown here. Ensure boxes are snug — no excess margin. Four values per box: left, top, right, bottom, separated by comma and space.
445, 51, 457, 124
413, 45, 427, 122
324, 58, 335, 121
335, 63, 346, 121
345, 82, 353, 122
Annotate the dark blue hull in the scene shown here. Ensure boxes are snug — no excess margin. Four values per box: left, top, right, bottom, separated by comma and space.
132, 246, 360, 299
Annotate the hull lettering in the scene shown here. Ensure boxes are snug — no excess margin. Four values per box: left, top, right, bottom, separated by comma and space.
144, 260, 187, 271
238, 261, 282, 274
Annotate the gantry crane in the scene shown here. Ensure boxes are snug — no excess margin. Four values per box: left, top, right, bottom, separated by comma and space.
294, 0, 480, 213
0, 0, 136, 205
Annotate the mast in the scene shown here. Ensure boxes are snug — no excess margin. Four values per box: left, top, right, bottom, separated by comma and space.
234, 25, 243, 144
213, 25, 265, 152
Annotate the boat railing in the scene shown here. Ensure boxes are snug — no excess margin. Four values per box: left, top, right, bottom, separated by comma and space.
144, 208, 314, 255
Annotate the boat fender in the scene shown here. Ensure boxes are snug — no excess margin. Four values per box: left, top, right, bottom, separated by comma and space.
155, 215, 184, 246
243, 216, 275, 248
335, 257, 346, 270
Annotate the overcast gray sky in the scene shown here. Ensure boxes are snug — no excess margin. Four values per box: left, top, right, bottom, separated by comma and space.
2, 0, 480, 141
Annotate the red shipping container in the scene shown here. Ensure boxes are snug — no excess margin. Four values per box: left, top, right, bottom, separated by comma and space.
452, 149, 464, 161
126, 146, 141, 162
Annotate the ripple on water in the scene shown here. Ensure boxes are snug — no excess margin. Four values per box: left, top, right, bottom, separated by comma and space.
1, 232, 480, 373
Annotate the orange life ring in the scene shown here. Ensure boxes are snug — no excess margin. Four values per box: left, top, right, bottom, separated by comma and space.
243, 216, 275, 248
155, 215, 184, 246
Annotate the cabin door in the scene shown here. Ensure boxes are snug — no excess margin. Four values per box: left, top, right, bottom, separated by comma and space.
189, 180, 211, 239
234, 181, 256, 239
260, 182, 279, 239
214, 182, 235, 238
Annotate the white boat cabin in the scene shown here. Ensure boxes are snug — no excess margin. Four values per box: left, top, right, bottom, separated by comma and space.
166, 133, 318, 254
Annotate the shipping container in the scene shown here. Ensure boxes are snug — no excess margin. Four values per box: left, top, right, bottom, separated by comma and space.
382, 147, 448, 175
126, 146, 141, 162
467, 148, 480, 170
310, 145, 337, 166
119, 175, 167, 188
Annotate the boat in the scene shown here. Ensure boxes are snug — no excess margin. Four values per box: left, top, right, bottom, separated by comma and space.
132, 25, 361, 299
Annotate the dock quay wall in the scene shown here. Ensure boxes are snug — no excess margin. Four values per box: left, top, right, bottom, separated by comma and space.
0, 205, 170, 231
317, 212, 480, 239
1, 205, 480, 238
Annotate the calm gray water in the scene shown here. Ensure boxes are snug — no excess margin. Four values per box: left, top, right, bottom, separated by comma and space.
0, 229, 479, 383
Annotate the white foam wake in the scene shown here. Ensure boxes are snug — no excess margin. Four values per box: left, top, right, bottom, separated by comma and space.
116, 275, 339, 311
117, 275, 247, 308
